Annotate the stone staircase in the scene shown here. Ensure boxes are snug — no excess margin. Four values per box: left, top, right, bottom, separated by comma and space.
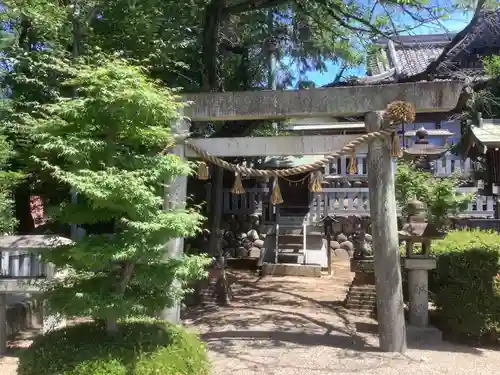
260, 212, 325, 276
344, 267, 377, 316
277, 233, 305, 263
275, 214, 325, 266
345, 284, 377, 316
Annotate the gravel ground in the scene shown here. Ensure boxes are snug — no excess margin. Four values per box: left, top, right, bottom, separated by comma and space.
184, 263, 500, 375
2, 262, 499, 375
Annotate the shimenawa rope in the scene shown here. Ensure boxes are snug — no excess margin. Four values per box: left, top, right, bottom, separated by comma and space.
184, 123, 397, 178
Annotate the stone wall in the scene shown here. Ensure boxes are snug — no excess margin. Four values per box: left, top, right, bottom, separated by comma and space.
220, 213, 266, 258
328, 216, 372, 258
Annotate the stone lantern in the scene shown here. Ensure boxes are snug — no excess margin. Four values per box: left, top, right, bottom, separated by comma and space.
403, 127, 448, 172
399, 199, 446, 328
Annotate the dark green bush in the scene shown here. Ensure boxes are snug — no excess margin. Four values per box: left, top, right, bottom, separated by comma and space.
18, 318, 210, 375
431, 229, 500, 341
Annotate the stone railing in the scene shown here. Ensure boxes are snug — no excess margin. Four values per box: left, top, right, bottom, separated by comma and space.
0, 251, 47, 278
219, 186, 493, 222
324, 152, 473, 178
307, 186, 492, 222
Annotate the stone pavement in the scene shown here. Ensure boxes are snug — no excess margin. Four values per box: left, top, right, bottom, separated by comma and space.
184, 264, 500, 375
3, 263, 499, 375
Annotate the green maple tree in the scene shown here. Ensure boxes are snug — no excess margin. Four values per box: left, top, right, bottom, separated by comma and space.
0, 132, 20, 234
28, 55, 210, 325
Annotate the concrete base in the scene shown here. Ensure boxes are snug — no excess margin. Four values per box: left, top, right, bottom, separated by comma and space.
7, 299, 43, 335
403, 257, 436, 328
0, 298, 43, 354
261, 263, 321, 278
406, 325, 443, 343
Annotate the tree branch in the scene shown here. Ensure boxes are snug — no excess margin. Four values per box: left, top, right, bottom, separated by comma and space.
224, 0, 287, 15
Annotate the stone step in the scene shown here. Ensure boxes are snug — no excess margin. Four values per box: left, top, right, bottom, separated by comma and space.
278, 233, 302, 241
278, 248, 304, 254
347, 290, 377, 296
277, 253, 304, 264
345, 303, 376, 311
278, 243, 303, 251
261, 262, 321, 277
346, 296, 376, 304
349, 310, 375, 317
348, 285, 376, 292
278, 227, 303, 235
345, 298, 376, 306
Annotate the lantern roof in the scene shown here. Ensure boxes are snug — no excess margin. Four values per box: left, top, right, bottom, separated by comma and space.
398, 199, 446, 240
403, 126, 449, 158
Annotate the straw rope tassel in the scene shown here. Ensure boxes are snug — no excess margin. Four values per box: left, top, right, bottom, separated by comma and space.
309, 171, 322, 193
197, 161, 209, 180
231, 173, 245, 195
391, 132, 403, 158
271, 177, 284, 205
348, 153, 357, 174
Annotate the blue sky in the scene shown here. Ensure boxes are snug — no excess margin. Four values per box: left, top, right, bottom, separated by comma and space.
302, 9, 473, 86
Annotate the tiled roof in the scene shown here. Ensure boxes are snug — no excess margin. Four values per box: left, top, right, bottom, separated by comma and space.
368, 34, 454, 77
470, 119, 500, 147
403, 129, 455, 137
366, 9, 500, 82
435, 10, 500, 75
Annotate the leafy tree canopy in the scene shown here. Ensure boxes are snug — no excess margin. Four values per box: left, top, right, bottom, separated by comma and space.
27, 55, 209, 320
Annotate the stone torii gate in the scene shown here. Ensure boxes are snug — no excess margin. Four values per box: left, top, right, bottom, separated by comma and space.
163, 81, 464, 353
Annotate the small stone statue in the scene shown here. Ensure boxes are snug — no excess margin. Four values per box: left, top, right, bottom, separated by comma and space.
212, 229, 225, 268
352, 225, 372, 258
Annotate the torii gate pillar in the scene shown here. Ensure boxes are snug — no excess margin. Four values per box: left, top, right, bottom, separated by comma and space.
365, 111, 406, 352
161, 114, 190, 323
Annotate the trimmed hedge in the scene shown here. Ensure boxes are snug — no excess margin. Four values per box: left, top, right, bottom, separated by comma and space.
18, 318, 210, 375
430, 230, 500, 342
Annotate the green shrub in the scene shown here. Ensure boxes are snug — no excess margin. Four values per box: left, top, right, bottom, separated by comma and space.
18, 319, 210, 375
431, 229, 500, 340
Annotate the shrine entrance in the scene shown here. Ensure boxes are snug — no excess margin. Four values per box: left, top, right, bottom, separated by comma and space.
164, 80, 464, 353
279, 172, 310, 216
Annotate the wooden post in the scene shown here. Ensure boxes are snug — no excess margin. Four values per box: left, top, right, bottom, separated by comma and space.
326, 226, 332, 276
365, 111, 407, 353
161, 115, 190, 323
0, 294, 6, 354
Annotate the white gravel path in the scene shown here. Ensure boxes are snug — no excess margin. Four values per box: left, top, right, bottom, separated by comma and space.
2, 263, 499, 375
185, 265, 500, 375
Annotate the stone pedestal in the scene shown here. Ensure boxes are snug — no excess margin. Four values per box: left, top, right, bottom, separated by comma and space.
350, 257, 375, 285
0, 294, 6, 354
403, 257, 436, 328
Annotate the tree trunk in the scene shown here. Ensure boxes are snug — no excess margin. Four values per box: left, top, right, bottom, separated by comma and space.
208, 166, 224, 254
201, 0, 225, 90
15, 181, 34, 234
365, 111, 407, 353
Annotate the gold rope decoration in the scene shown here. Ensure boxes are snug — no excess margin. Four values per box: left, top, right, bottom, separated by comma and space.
231, 173, 245, 195
197, 161, 209, 180
280, 174, 310, 184
384, 101, 416, 124
169, 101, 412, 179
309, 171, 322, 192
348, 153, 357, 174
391, 133, 403, 158
271, 177, 283, 205
385, 101, 415, 159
